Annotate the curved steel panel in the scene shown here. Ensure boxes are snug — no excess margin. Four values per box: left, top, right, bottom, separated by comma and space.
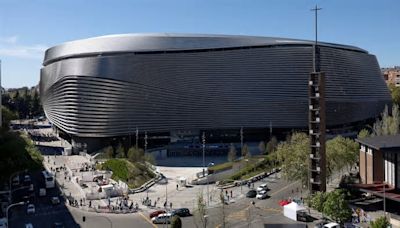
40, 36, 391, 138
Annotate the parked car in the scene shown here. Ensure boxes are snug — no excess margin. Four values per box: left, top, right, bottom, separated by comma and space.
246, 190, 257, 198
39, 188, 46, 197
26, 204, 35, 214
51, 196, 60, 205
297, 211, 311, 222
151, 213, 172, 224
256, 190, 269, 199
149, 210, 166, 218
28, 184, 34, 192
171, 208, 191, 217
25, 223, 34, 228
323, 223, 340, 228
24, 175, 31, 184
53, 222, 64, 228
256, 183, 269, 192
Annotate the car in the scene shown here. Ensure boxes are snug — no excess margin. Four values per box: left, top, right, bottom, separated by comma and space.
171, 208, 191, 217
256, 183, 269, 192
149, 210, 166, 218
53, 222, 64, 228
51, 196, 61, 205
26, 204, 35, 214
256, 190, 269, 199
323, 223, 340, 228
151, 213, 172, 224
28, 184, 34, 192
297, 211, 311, 222
39, 188, 46, 197
246, 190, 257, 198
0, 218, 7, 228
25, 223, 34, 228
24, 175, 31, 183
12, 176, 20, 186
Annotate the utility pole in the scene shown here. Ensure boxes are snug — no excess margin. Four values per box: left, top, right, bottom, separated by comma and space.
202, 132, 209, 205
240, 127, 243, 150
308, 4, 326, 194
144, 131, 148, 153
135, 127, 139, 150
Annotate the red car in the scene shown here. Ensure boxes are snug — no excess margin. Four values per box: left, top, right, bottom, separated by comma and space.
149, 210, 166, 218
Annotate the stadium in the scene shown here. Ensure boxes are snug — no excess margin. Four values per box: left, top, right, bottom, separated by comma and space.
40, 34, 391, 153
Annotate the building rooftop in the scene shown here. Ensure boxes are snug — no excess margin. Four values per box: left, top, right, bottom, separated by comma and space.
43, 33, 368, 66
356, 134, 400, 150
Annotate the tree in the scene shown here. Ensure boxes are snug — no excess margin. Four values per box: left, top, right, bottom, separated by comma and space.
144, 153, 156, 165
390, 104, 400, 135
390, 83, 400, 105
102, 146, 114, 158
115, 143, 125, 158
370, 216, 390, 228
308, 191, 327, 212
322, 190, 352, 224
219, 191, 226, 228
227, 143, 237, 162
357, 129, 370, 139
170, 215, 182, 228
1, 106, 18, 129
276, 132, 310, 186
326, 136, 359, 176
258, 141, 265, 154
127, 147, 144, 162
241, 143, 250, 158
193, 192, 207, 228
265, 136, 278, 154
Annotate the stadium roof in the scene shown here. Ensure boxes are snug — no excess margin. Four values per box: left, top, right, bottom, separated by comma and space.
44, 33, 368, 66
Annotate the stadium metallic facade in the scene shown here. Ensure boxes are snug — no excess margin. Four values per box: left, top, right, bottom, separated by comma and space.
40, 34, 391, 152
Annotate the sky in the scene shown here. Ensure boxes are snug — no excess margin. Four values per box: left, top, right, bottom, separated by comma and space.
0, 0, 399, 88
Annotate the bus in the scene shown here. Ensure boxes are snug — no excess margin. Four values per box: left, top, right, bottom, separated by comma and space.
42, 171, 55, 188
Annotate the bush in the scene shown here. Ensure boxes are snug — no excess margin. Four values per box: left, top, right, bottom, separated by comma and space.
208, 162, 233, 174
370, 216, 390, 228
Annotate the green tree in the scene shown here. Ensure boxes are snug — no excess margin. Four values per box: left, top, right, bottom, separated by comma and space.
276, 132, 309, 186
170, 215, 182, 228
357, 129, 370, 139
258, 141, 265, 154
127, 147, 143, 162
370, 216, 390, 228
1, 106, 18, 129
326, 136, 359, 176
103, 146, 114, 158
390, 104, 400, 135
308, 191, 327, 212
390, 83, 400, 105
144, 153, 156, 165
322, 190, 352, 224
241, 143, 250, 158
115, 143, 125, 158
265, 136, 278, 154
227, 143, 237, 162
193, 192, 207, 228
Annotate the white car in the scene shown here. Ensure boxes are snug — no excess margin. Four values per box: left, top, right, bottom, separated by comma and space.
256, 190, 268, 199
151, 213, 172, 224
256, 183, 268, 192
26, 204, 35, 214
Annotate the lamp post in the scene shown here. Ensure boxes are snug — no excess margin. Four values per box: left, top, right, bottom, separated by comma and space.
6, 201, 25, 226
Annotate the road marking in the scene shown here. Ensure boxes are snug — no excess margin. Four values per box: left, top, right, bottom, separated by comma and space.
139, 212, 157, 228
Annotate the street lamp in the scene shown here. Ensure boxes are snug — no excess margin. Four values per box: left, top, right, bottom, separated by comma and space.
6, 201, 25, 226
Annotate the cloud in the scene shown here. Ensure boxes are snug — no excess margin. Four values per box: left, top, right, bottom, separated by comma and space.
0, 36, 48, 59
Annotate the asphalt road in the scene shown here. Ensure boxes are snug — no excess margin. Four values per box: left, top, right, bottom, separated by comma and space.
8, 170, 305, 228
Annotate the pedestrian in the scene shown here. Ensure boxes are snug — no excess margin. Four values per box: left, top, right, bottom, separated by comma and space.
164, 201, 166, 208
230, 190, 233, 198
170, 202, 172, 209
225, 190, 228, 196
176, 184, 179, 191
89, 200, 92, 208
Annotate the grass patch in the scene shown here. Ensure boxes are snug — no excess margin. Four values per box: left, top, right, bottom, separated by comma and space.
0, 129, 44, 184
229, 155, 276, 180
99, 158, 156, 189
208, 161, 234, 174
